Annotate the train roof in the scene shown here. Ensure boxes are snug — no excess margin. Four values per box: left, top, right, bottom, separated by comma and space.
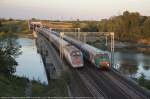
47, 30, 80, 53
48, 30, 107, 55
63, 34, 106, 55
50, 33, 69, 46
82, 44, 105, 54
64, 35, 84, 46
65, 44, 80, 53
63, 34, 105, 55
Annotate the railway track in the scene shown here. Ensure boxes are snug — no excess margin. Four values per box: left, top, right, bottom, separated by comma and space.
38, 34, 150, 99
85, 66, 129, 99
109, 69, 150, 98
86, 63, 149, 99
75, 69, 107, 99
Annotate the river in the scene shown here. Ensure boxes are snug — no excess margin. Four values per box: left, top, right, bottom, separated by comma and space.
14, 38, 48, 84
115, 51, 150, 80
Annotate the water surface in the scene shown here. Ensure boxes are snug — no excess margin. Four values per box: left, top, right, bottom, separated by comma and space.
115, 52, 150, 80
14, 38, 48, 84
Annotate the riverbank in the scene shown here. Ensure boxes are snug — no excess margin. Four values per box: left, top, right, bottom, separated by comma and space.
0, 73, 69, 97
87, 40, 150, 54
0, 74, 48, 97
115, 41, 150, 54
134, 74, 150, 91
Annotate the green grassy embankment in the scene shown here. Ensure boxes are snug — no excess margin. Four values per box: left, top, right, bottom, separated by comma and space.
32, 71, 69, 97
0, 75, 27, 96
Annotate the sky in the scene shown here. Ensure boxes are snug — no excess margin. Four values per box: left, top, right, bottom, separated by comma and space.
0, 0, 150, 20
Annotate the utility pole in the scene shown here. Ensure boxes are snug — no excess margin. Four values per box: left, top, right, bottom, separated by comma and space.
105, 35, 108, 46
28, 20, 30, 31
77, 28, 80, 40
84, 33, 87, 43
60, 32, 64, 59
110, 32, 114, 68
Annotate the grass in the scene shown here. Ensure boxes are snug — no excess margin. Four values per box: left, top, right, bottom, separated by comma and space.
32, 71, 70, 97
136, 74, 150, 90
0, 75, 27, 97
31, 80, 48, 97
0, 72, 69, 97
47, 79, 69, 97
0, 74, 46, 97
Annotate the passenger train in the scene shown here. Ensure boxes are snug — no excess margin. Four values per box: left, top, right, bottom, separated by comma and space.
37, 28, 84, 68
50, 30, 110, 69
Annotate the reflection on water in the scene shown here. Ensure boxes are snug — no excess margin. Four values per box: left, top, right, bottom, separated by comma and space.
115, 52, 150, 80
14, 38, 48, 84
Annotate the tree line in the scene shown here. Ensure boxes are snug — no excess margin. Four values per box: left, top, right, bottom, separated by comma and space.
99, 11, 150, 42
73, 11, 150, 42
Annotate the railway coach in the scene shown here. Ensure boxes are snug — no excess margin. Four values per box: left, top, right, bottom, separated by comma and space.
38, 28, 84, 68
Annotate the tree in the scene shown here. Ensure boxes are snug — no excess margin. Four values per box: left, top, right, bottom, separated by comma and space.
31, 18, 37, 20
73, 19, 80, 28
143, 17, 150, 37
138, 73, 145, 86
0, 21, 21, 76
9, 18, 14, 21
99, 19, 108, 32
81, 21, 98, 32
98, 11, 150, 42
0, 38, 21, 76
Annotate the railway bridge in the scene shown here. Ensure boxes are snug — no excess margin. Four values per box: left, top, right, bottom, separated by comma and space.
30, 22, 150, 99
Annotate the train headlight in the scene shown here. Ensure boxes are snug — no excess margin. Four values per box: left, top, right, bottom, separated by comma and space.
107, 64, 109, 67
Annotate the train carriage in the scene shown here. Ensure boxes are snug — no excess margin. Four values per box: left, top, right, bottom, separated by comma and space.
38, 28, 84, 68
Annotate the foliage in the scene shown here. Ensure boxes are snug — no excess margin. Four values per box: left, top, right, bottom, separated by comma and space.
0, 75, 27, 96
73, 19, 80, 28
31, 18, 37, 20
98, 11, 150, 42
0, 20, 22, 76
0, 39, 21, 75
81, 21, 99, 32
31, 80, 48, 96
138, 73, 145, 85
137, 73, 150, 90
32, 71, 69, 97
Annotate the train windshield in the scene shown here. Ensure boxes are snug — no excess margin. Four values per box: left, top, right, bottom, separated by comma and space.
95, 53, 109, 61
71, 51, 81, 56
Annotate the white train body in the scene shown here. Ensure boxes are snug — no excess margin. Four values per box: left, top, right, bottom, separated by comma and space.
51, 30, 110, 69
38, 28, 84, 68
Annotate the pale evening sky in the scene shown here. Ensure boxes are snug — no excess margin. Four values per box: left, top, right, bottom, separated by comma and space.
0, 0, 150, 20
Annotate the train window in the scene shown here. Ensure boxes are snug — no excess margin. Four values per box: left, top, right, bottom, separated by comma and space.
71, 51, 80, 56
72, 53, 76, 56
76, 52, 80, 56
95, 54, 103, 58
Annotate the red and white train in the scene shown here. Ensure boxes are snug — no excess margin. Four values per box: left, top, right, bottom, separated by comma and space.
37, 28, 84, 68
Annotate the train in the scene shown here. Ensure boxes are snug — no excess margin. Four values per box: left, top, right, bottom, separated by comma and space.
37, 28, 84, 68
50, 30, 110, 69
